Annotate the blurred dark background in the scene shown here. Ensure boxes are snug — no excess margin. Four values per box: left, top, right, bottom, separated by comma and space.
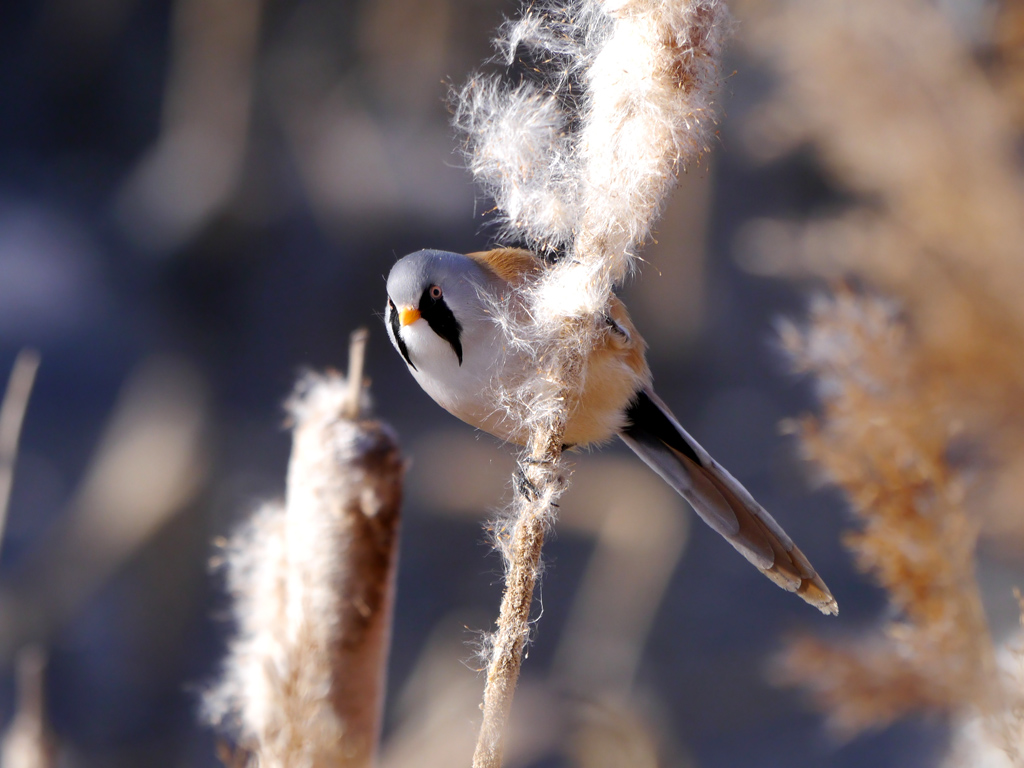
0, 0, 999, 765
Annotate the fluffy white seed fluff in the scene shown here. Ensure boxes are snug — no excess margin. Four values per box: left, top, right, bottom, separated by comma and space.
455, 0, 730, 476
457, 0, 727, 274
576, 0, 726, 278
454, 78, 577, 249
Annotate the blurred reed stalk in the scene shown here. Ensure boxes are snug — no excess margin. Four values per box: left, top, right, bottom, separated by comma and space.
454, 0, 729, 764
0, 647, 55, 768
0, 353, 207, 767
117, 0, 262, 249
0, 355, 53, 768
0, 350, 40, 547
0, 357, 208, 661
205, 330, 404, 768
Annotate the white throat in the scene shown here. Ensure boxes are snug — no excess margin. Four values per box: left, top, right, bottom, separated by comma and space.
399, 315, 519, 441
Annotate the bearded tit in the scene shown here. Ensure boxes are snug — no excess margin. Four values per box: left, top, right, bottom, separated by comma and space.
385, 247, 837, 615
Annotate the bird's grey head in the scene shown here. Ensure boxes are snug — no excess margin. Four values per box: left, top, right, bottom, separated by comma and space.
385, 249, 497, 370
386, 250, 489, 305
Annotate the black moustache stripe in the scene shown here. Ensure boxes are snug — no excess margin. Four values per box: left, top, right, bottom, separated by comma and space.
420, 290, 463, 365
388, 299, 416, 370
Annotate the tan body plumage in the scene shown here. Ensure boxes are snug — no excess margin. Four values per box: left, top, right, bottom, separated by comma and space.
467, 248, 651, 447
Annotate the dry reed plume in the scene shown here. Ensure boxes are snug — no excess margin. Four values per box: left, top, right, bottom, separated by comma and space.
453, 0, 730, 763
733, 0, 1024, 761
205, 332, 405, 767
775, 291, 999, 732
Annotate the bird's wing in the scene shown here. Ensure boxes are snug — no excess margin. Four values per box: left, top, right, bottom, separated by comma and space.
466, 248, 654, 446
619, 388, 837, 615
466, 248, 543, 287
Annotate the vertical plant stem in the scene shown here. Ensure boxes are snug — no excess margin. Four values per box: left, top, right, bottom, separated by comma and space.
1, 646, 55, 768
472, 454, 560, 768
473, 344, 580, 768
472, 489, 550, 766
0, 350, 40, 549
345, 328, 369, 419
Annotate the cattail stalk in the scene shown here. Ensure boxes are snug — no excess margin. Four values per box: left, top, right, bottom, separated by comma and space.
205, 330, 404, 767
473, 364, 573, 768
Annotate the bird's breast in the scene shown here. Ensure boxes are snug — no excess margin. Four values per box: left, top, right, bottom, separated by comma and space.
402, 318, 519, 438
399, 300, 651, 449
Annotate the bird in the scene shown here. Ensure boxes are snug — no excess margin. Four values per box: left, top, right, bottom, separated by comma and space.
384, 247, 837, 615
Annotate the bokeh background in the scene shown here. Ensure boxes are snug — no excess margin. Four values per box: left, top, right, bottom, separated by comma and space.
1, 0, 1022, 766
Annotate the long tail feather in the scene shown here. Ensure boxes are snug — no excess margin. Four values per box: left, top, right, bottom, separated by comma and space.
619, 388, 837, 615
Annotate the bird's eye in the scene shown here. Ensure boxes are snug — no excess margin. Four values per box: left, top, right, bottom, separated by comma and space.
429, 285, 443, 300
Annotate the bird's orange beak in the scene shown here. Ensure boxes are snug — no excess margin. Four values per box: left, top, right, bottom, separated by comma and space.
399, 306, 421, 327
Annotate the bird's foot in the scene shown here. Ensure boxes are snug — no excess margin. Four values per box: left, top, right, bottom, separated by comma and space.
514, 463, 541, 501
514, 458, 561, 507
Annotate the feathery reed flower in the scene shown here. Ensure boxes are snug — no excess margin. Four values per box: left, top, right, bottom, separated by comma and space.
737, 0, 1024, 759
